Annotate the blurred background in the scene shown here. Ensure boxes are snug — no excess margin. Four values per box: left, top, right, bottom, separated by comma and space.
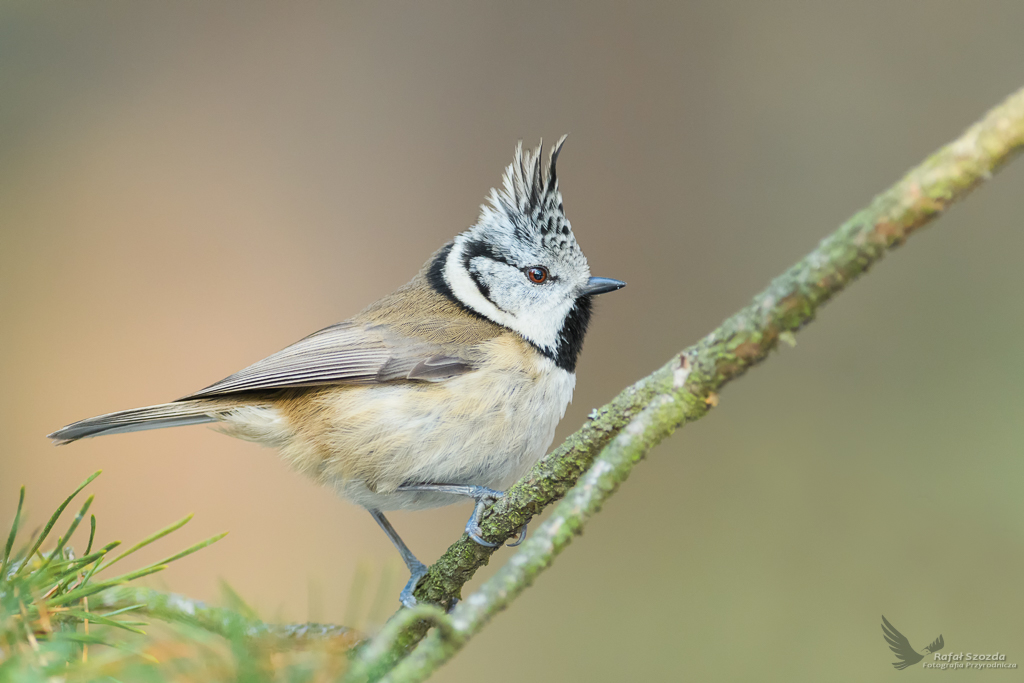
2, 2, 1023, 680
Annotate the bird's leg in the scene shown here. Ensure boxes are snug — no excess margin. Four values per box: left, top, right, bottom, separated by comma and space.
395, 484, 529, 548
368, 509, 427, 608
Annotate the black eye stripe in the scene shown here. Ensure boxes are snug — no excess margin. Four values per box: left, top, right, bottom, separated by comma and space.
427, 241, 510, 318
470, 269, 508, 313
461, 239, 512, 269
459, 240, 511, 312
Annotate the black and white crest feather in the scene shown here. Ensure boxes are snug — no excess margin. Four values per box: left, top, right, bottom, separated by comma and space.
483, 135, 576, 251
433, 136, 596, 371
472, 135, 587, 278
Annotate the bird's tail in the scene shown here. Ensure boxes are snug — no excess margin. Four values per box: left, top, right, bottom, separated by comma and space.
48, 399, 243, 445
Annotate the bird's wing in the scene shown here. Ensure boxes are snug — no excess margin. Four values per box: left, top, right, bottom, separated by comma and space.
881, 615, 923, 670
180, 321, 474, 399
926, 634, 944, 653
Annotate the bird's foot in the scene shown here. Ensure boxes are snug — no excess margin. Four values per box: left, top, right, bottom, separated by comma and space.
462, 489, 528, 548
392, 483, 528, 548
399, 560, 429, 609
464, 491, 503, 547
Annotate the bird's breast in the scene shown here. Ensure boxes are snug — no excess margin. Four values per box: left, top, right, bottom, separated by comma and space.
262, 334, 575, 510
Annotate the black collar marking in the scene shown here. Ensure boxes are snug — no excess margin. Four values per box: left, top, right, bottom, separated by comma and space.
552, 295, 592, 373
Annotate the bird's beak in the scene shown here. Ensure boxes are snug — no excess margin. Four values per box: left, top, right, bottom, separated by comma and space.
582, 276, 626, 296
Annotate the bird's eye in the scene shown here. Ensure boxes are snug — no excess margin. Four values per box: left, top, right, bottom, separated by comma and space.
526, 266, 548, 284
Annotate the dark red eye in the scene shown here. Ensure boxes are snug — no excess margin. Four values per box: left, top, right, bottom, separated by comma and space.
526, 266, 548, 284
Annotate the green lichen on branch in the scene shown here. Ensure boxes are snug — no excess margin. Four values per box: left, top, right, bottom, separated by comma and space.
357, 85, 1024, 680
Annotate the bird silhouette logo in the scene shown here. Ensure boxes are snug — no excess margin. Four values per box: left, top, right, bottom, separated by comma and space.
881, 615, 945, 670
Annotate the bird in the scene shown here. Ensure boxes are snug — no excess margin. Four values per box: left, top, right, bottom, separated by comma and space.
881, 615, 944, 669
48, 136, 625, 607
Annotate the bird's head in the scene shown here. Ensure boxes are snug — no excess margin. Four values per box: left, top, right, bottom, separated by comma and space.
433, 136, 625, 371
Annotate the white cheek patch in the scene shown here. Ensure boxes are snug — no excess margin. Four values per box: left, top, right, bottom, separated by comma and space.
444, 239, 571, 353
444, 241, 512, 322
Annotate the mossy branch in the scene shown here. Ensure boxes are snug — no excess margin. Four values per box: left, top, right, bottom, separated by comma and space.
350, 85, 1024, 681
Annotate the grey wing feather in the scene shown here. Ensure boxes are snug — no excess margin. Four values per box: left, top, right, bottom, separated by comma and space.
181, 322, 473, 399
406, 355, 473, 381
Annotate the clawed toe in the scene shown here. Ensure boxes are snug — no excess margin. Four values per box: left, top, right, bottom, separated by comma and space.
506, 522, 528, 547
464, 494, 528, 548
465, 512, 501, 548
399, 561, 429, 608
465, 496, 502, 547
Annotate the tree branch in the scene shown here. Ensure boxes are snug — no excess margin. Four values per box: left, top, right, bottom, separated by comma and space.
350, 84, 1024, 681
92, 585, 362, 648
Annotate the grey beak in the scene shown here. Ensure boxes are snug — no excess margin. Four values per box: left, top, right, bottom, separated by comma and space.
582, 276, 626, 296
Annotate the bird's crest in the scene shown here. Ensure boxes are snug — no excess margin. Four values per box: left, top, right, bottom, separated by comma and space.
475, 135, 580, 257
